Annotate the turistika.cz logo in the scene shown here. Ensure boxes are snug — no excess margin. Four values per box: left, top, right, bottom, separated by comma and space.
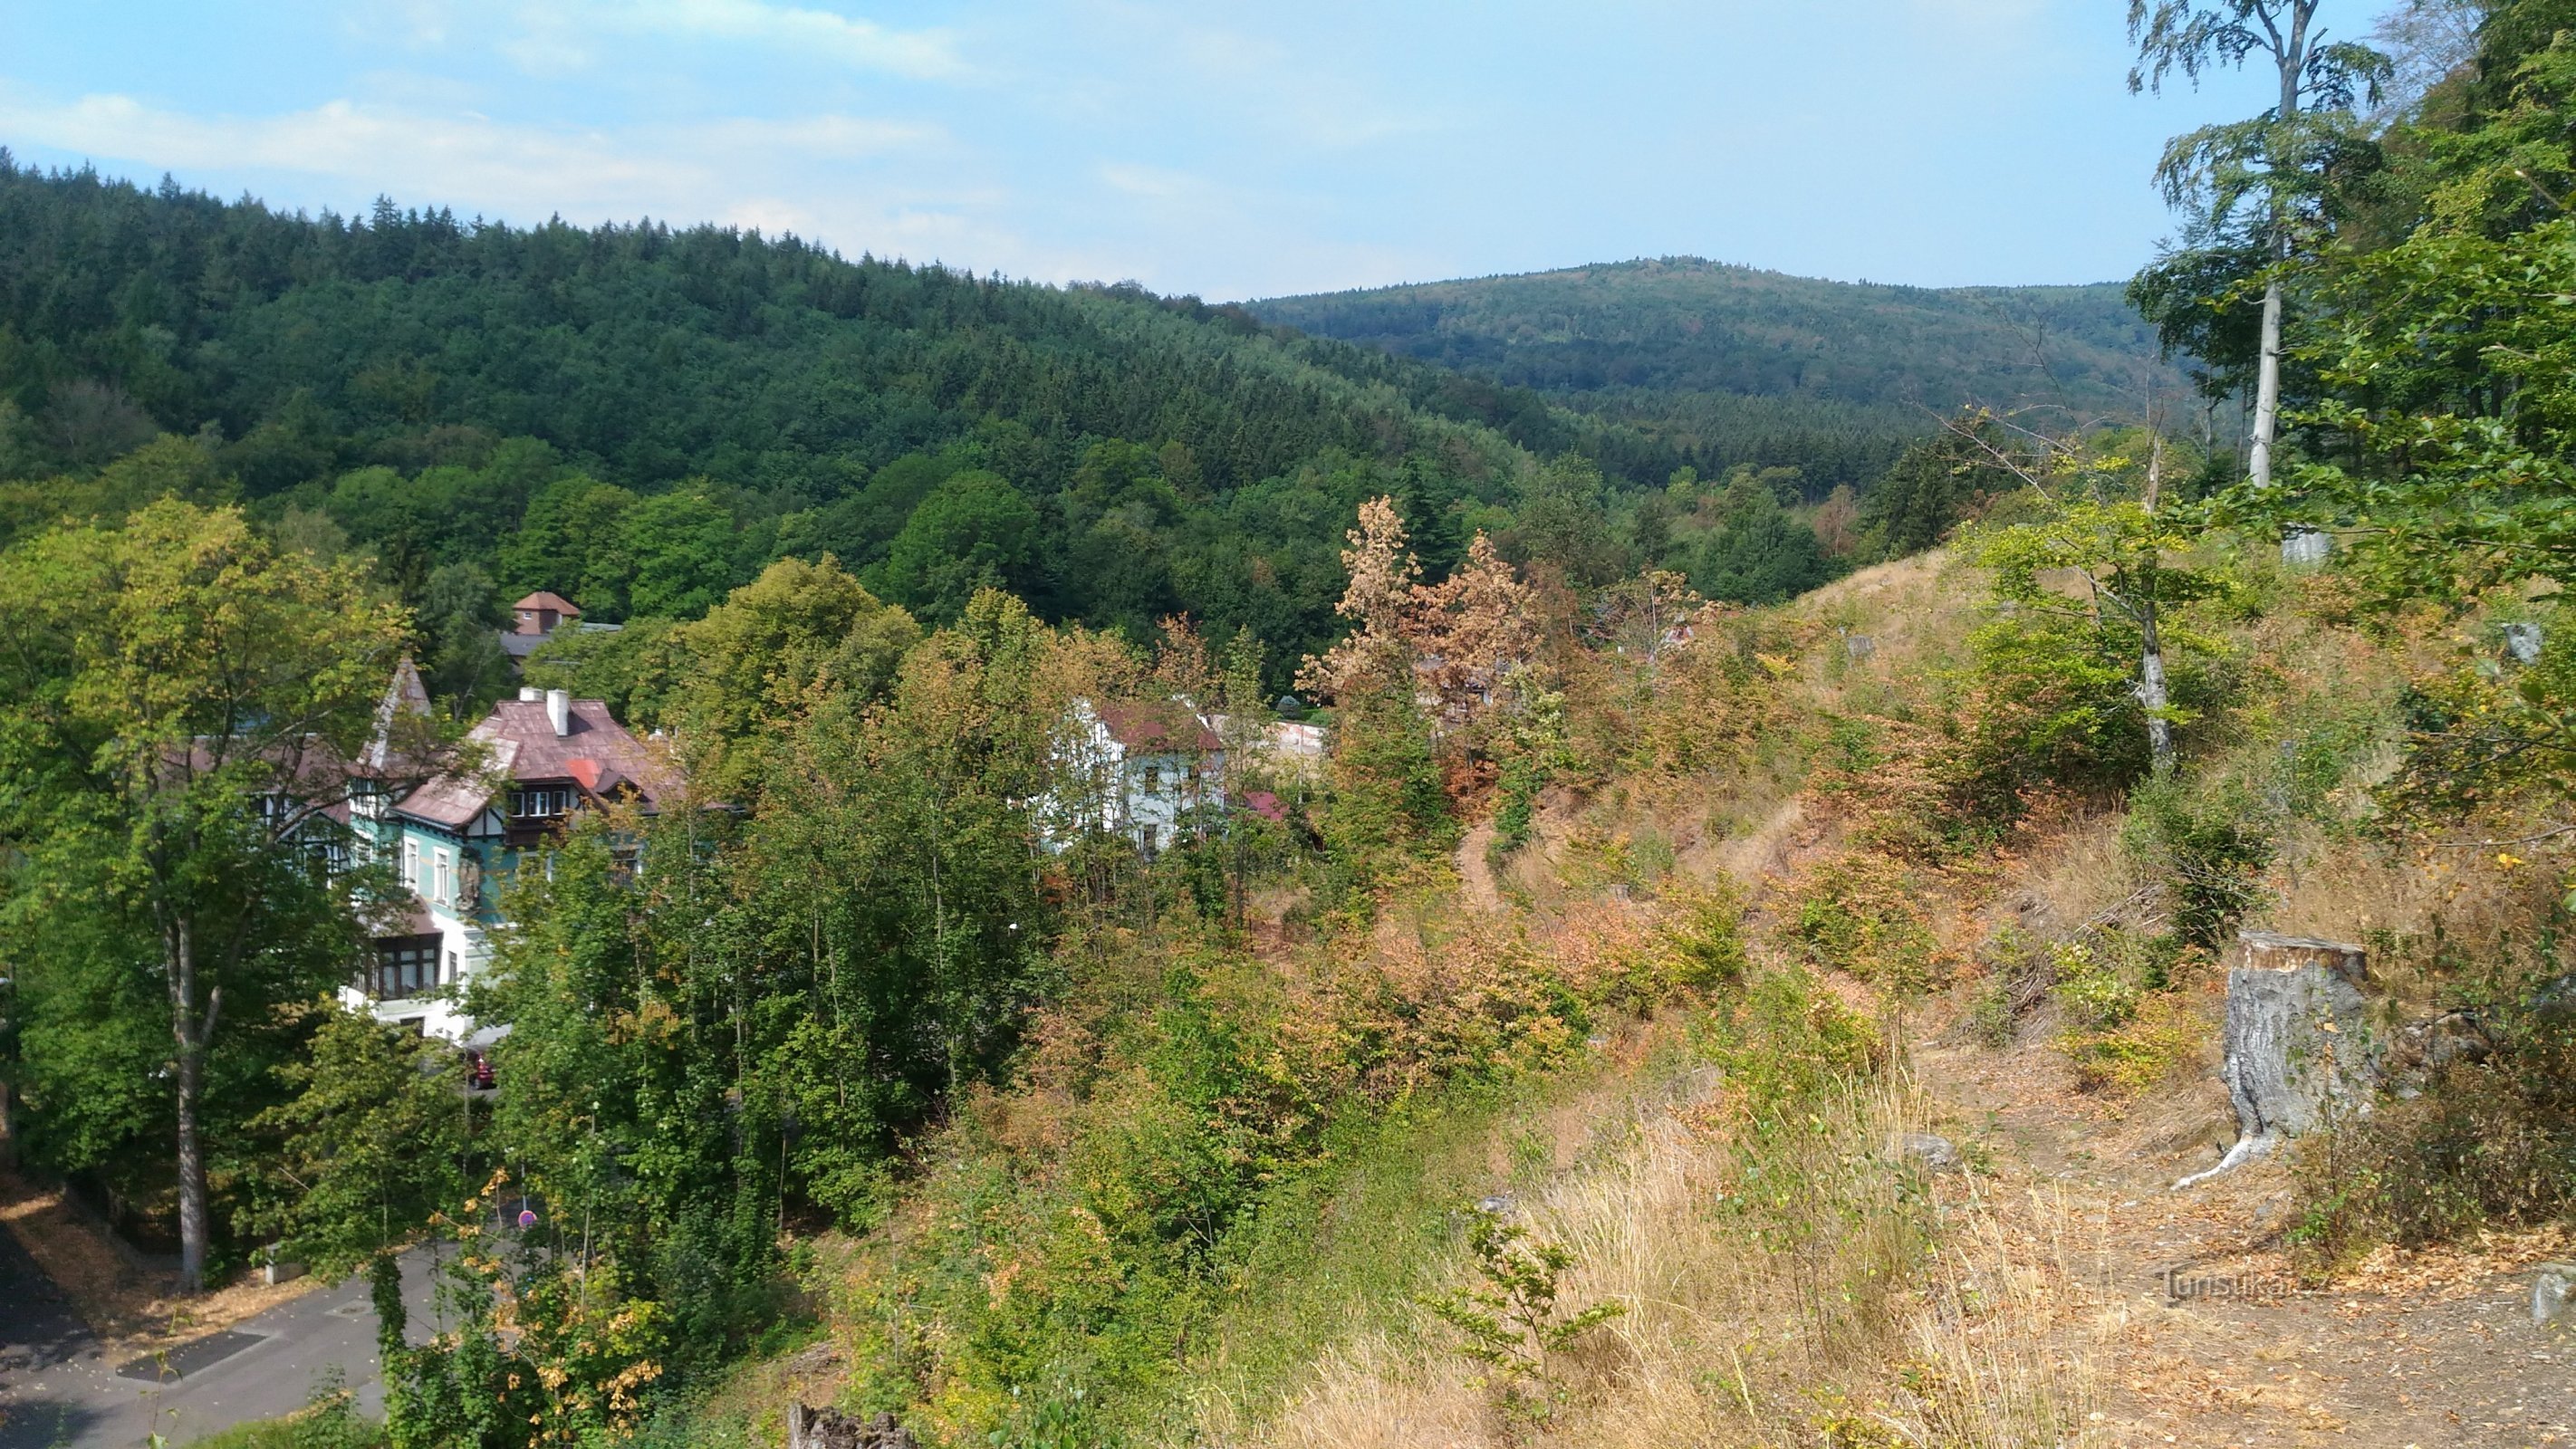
2160, 1265, 2299, 1303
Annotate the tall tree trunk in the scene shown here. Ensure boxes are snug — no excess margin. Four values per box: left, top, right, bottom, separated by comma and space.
2248, 276, 2284, 488
167, 914, 215, 1294
2139, 427, 2175, 771
2249, 4, 2312, 489
2138, 606, 2176, 770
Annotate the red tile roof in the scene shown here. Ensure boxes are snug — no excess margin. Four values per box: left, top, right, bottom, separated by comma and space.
1093, 699, 1221, 753
395, 697, 673, 830
514, 590, 582, 617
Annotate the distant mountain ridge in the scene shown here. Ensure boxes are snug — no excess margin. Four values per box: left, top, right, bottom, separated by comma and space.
1251, 256, 2171, 414
1249, 257, 2186, 490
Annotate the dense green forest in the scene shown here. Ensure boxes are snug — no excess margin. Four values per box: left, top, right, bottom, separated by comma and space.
1253, 258, 2196, 491
0, 159, 2000, 682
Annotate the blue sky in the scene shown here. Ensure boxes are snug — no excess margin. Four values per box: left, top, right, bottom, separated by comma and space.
0, 1, 2282, 300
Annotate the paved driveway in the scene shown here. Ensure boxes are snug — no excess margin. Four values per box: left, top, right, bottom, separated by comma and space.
0, 1241, 441, 1449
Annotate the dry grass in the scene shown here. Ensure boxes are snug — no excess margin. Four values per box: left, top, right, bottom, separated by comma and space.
1206, 1074, 2105, 1449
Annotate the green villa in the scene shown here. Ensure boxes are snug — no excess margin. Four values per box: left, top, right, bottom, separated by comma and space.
345, 661, 672, 1040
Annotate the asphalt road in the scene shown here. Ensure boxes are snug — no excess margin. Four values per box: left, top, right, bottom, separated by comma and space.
0, 1240, 441, 1449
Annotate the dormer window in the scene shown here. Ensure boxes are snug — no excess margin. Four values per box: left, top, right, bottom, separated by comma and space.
510, 785, 578, 820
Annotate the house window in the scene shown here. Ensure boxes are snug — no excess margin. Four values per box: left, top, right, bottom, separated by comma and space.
368, 934, 441, 1000
509, 786, 576, 820
434, 849, 453, 906
404, 840, 420, 891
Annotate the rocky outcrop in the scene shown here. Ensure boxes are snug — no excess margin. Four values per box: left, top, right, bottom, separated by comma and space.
2537, 1263, 2576, 1328
787, 1405, 918, 1449
2175, 934, 2379, 1190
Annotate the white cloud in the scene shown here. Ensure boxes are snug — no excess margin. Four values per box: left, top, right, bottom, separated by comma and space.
0, 87, 956, 235
696, 115, 947, 158
1097, 162, 1202, 200
590, 0, 967, 81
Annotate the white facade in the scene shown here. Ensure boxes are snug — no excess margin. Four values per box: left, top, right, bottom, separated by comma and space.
1047, 697, 1225, 854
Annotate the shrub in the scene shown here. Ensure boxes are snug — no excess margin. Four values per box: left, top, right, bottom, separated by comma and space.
2059, 992, 2204, 1097
2287, 968, 2576, 1275
2121, 776, 2273, 952
1423, 1214, 1627, 1388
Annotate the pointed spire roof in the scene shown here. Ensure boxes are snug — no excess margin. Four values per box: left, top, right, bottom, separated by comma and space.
364, 657, 433, 772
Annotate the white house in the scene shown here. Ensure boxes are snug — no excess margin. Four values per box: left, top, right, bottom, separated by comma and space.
1048, 697, 1226, 855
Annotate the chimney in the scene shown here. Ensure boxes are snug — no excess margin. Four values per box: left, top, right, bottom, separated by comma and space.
545, 688, 572, 738
518, 686, 540, 703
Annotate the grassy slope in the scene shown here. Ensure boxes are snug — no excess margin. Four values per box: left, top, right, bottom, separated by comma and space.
668, 542, 2570, 1449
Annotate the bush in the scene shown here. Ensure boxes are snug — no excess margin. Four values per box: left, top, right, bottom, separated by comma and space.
2058, 992, 2204, 1097
192, 1372, 387, 1449
2121, 776, 2273, 953
2287, 969, 2576, 1275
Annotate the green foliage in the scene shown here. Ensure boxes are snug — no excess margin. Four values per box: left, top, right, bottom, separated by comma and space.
874, 469, 1039, 625
1423, 1214, 1626, 1387
661, 555, 918, 797
416, 562, 514, 717
1688, 475, 1836, 605
1506, 454, 1623, 585
2288, 960, 2576, 1273
187, 1371, 387, 1449
243, 1007, 470, 1281
1703, 967, 1886, 1123
0, 161, 1698, 691
2049, 939, 2146, 1031
518, 615, 687, 725
1965, 478, 2242, 804
0, 499, 416, 1284
2121, 774, 2275, 951
1860, 415, 2023, 560
1315, 688, 1455, 884
1253, 257, 2184, 491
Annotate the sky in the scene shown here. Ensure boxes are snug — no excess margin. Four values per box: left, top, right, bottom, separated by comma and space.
0, 1, 2286, 301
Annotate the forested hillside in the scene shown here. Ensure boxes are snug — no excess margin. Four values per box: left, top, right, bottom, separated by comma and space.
0, 158, 2018, 686
0, 157, 1720, 679
6, 4, 2576, 1444
1254, 259, 2190, 489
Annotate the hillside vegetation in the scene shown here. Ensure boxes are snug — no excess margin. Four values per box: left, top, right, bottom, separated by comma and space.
1252, 258, 2190, 489
0, 157, 1709, 680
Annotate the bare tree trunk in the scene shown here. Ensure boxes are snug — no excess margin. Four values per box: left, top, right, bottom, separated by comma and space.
2138, 425, 2176, 770
2248, 276, 2285, 488
167, 915, 216, 1294
2138, 612, 2176, 769
2249, 5, 2312, 489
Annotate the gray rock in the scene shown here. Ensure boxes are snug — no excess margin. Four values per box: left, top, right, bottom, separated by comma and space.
1843, 631, 1877, 661
2533, 973, 2576, 1030
1474, 1194, 1515, 1215
788, 1406, 917, 1449
1896, 1132, 1959, 1171
2504, 621, 2546, 666
2282, 527, 2333, 568
2397, 1010, 2494, 1074
2537, 1262, 2576, 1328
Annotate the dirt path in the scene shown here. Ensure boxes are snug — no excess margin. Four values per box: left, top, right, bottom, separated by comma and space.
1916, 1039, 2575, 1448
1456, 817, 1504, 913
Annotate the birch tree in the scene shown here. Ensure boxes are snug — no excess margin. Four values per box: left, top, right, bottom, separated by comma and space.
2127, 1, 2389, 486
